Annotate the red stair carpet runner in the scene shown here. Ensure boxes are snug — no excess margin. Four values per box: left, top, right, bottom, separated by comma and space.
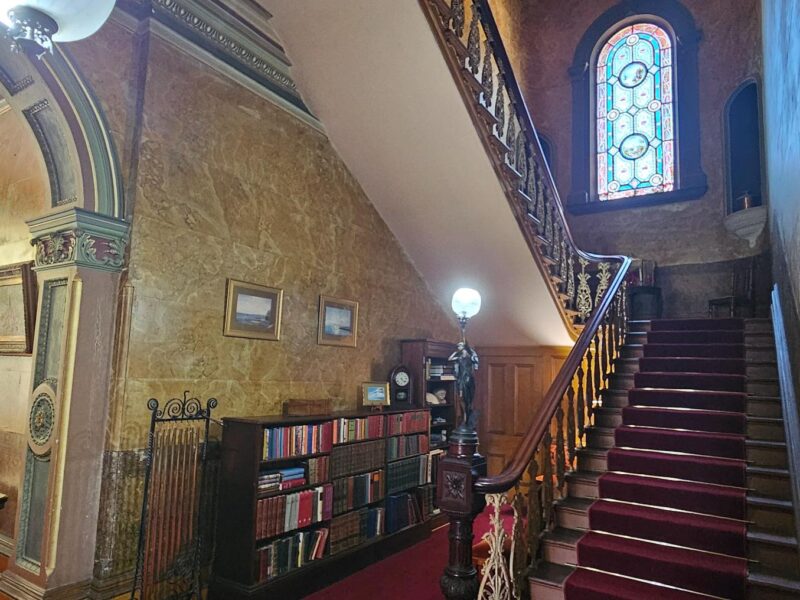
565, 318, 749, 599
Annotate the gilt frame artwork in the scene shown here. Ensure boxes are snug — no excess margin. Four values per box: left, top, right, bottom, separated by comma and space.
317, 295, 358, 348
224, 279, 283, 341
0, 261, 37, 355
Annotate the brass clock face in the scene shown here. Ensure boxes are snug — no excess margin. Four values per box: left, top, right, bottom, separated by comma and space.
389, 365, 412, 406
395, 371, 410, 386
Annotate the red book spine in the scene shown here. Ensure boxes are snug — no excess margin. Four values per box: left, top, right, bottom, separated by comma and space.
299, 490, 310, 527
279, 478, 307, 491
322, 421, 333, 452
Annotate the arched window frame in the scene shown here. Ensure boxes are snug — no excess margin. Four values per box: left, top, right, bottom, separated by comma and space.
568, 0, 707, 213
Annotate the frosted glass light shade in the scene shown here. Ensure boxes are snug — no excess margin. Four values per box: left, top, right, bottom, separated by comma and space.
0, 0, 115, 42
452, 288, 481, 319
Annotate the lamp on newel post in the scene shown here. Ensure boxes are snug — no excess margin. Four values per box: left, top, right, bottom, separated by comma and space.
439, 288, 487, 600
0, 0, 115, 57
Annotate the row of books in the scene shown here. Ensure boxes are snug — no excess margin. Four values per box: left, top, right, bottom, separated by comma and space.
255, 483, 333, 540
416, 484, 438, 517
385, 492, 425, 534
386, 454, 429, 495
428, 363, 456, 380
332, 469, 384, 515
263, 421, 333, 460
333, 414, 385, 445
329, 506, 384, 555
330, 438, 386, 479
386, 410, 429, 436
305, 456, 330, 486
257, 527, 328, 582
386, 433, 429, 461
428, 449, 445, 489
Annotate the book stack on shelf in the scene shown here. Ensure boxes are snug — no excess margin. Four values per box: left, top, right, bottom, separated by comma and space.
333, 414, 384, 444
214, 408, 435, 599
427, 363, 456, 380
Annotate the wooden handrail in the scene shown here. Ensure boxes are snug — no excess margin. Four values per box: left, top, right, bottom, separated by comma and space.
475, 256, 630, 494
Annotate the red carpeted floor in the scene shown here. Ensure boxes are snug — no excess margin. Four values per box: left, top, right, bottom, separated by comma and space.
565, 318, 750, 599
305, 525, 449, 599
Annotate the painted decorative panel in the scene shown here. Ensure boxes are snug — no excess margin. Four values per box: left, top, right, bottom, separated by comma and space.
596, 23, 675, 201
33, 279, 68, 390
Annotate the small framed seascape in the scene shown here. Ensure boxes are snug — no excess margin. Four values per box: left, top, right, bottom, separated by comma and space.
224, 279, 283, 341
317, 295, 358, 348
362, 382, 389, 407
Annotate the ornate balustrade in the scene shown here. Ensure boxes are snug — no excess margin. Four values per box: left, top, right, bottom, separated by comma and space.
420, 1, 633, 598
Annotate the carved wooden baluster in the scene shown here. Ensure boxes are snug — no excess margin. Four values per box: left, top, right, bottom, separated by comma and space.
544, 190, 555, 244
585, 343, 595, 423
506, 117, 517, 170
451, 0, 465, 37
551, 222, 561, 278
481, 39, 493, 108
555, 405, 565, 494
559, 232, 568, 293
525, 152, 537, 202
566, 384, 576, 468
593, 330, 602, 406
609, 311, 617, 370
534, 167, 546, 227
526, 454, 542, 569
495, 75, 506, 140
466, 6, 480, 75
599, 320, 608, 387
576, 257, 593, 322
542, 430, 553, 527
566, 249, 576, 310
576, 363, 586, 443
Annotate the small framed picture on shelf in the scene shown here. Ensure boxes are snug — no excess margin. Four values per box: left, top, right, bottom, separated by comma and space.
362, 382, 390, 407
224, 279, 283, 341
317, 295, 358, 347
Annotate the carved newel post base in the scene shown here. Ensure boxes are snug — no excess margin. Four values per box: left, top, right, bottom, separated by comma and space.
438, 426, 486, 600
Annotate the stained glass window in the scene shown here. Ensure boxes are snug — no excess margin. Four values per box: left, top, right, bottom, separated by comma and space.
596, 23, 675, 201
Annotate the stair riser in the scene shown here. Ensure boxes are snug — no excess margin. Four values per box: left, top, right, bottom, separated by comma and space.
748, 446, 789, 469
749, 381, 781, 396
586, 430, 614, 450
748, 365, 778, 379
555, 506, 589, 531
543, 541, 577, 565
748, 473, 792, 500
567, 477, 598, 500
577, 452, 607, 473
621, 345, 644, 359
745, 321, 773, 334
608, 373, 635, 391
528, 581, 564, 600
747, 583, 800, 600
627, 332, 647, 345
748, 398, 783, 418
749, 505, 796, 534
594, 410, 623, 429
750, 541, 800, 577
747, 348, 777, 362
600, 391, 628, 409
615, 362, 639, 375
748, 421, 786, 442
628, 321, 652, 333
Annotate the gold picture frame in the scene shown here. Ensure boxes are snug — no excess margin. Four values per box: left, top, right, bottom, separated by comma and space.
317, 295, 358, 347
362, 382, 390, 407
0, 261, 37, 355
223, 279, 283, 341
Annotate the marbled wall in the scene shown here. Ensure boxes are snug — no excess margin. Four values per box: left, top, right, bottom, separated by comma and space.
96, 34, 457, 451
761, 0, 800, 403
493, 0, 764, 268
0, 105, 47, 542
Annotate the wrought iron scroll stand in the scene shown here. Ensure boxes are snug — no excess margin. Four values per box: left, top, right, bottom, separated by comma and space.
131, 391, 218, 600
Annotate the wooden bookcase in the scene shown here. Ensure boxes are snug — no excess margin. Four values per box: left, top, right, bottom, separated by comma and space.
211, 408, 435, 599
401, 339, 460, 451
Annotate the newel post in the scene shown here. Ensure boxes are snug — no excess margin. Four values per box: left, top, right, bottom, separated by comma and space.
438, 427, 487, 600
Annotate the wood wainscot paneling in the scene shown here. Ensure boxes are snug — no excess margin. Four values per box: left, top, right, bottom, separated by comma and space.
475, 346, 571, 476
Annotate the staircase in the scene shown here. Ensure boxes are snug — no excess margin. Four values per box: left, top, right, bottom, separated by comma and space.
531, 317, 800, 599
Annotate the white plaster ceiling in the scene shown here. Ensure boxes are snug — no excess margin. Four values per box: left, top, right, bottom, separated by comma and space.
265, 0, 571, 347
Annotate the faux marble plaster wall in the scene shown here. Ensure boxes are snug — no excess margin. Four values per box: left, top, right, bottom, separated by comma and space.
108, 36, 457, 450
493, 0, 764, 268
0, 106, 47, 540
761, 0, 800, 404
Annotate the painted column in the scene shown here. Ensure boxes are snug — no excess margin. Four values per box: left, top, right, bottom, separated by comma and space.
0, 208, 128, 600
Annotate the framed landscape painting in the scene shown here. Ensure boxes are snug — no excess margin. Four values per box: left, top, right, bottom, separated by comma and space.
362, 382, 389, 407
317, 295, 358, 347
0, 261, 36, 354
224, 279, 283, 341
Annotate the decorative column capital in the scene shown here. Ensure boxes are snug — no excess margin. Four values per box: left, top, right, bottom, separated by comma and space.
27, 208, 129, 272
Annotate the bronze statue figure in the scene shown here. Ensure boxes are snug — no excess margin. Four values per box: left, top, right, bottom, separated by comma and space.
448, 341, 479, 430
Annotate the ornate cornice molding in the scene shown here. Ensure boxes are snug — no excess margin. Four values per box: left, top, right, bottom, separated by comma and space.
117, 0, 315, 122
27, 208, 130, 272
